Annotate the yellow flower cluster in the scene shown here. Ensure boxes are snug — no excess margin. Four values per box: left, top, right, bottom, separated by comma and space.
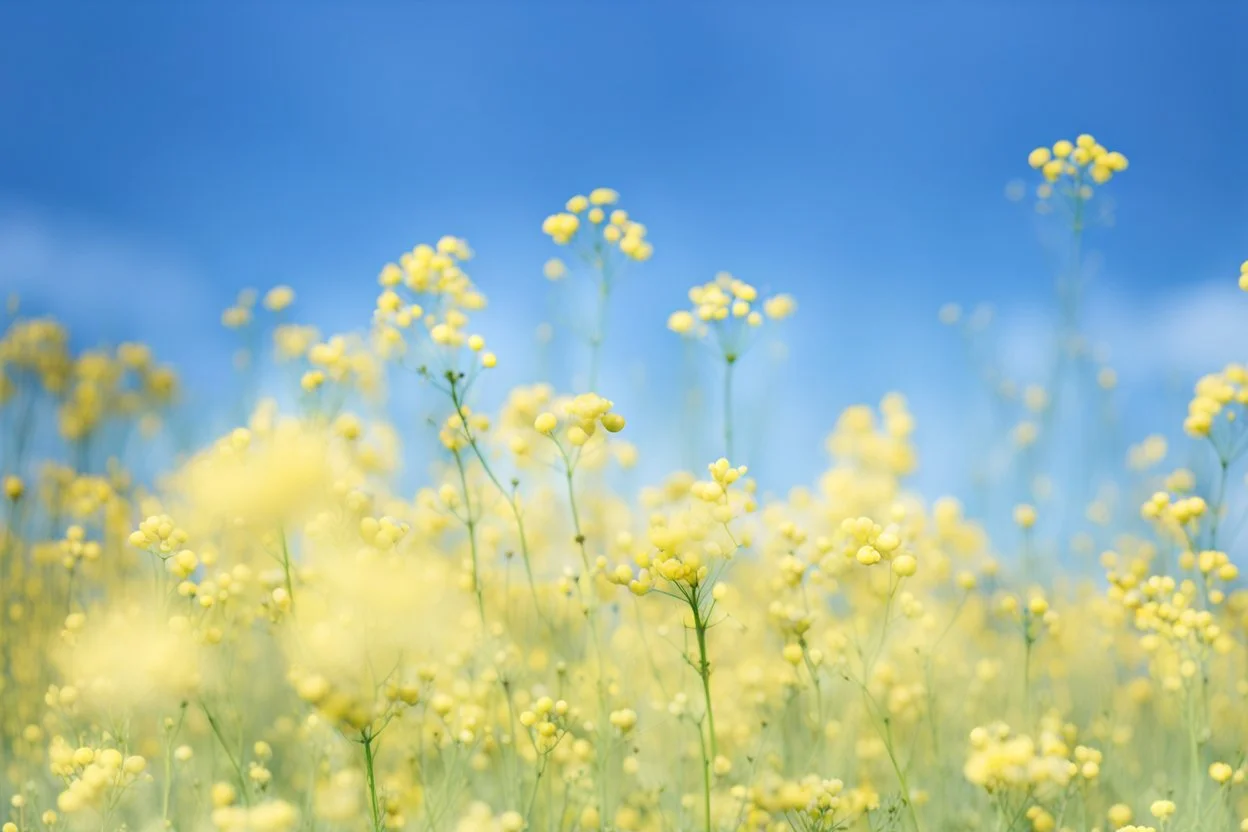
373, 237, 492, 365
1027, 133, 1128, 186
835, 516, 916, 576
542, 188, 653, 262
534, 392, 625, 446
614, 458, 751, 595
1183, 363, 1248, 449
303, 333, 383, 394
667, 272, 795, 353
0, 318, 71, 393
46, 741, 147, 815
963, 722, 1077, 794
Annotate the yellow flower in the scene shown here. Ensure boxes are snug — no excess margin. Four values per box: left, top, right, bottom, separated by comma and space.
1149, 800, 1176, 820
588, 187, 619, 205
262, 285, 295, 312
543, 258, 567, 280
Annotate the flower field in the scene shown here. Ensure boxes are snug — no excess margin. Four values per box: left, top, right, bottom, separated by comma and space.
2, 135, 1247, 832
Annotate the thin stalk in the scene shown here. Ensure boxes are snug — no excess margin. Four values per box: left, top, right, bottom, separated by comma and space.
200, 702, 249, 806
361, 730, 383, 832
723, 356, 736, 461
1022, 615, 1035, 728
278, 529, 295, 612
451, 446, 487, 627
1208, 455, 1230, 550
557, 445, 610, 823
691, 594, 717, 832
447, 375, 544, 622
587, 277, 610, 393
161, 702, 188, 824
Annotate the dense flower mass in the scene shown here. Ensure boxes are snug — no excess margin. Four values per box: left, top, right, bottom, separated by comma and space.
3, 142, 1248, 832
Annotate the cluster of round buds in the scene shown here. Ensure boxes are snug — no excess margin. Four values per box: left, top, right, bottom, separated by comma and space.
262, 285, 295, 312
273, 324, 320, 363
769, 601, 815, 638
1117, 575, 1232, 654
1024, 806, 1056, 831
994, 592, 1057, 630
0, 317, 72, 390
44, 683, 79, 712
626, 529, 707, 593
373, 238, 487, 361
46, 740, 147, 814
1209, 761, 1245, 786
746, 775, 846, 826
290, 667, 418, 734
518, 695, 572, 753
302, 334, 380, 393
1127, 434, 1169, 471
1179, 548, 1239, 588
533, 393, 625, 446
1072, 745, 1102, 780
221, 289, 256, 329
542, 188, 653, 261
693, 457, 748, 502
775, 552, 809, 589
836, 516, 916, 577
608, 708, 638, 734
617, 460, 751, 595
1027, 134, 1128, 188
360, 515, 410, 550
442, 407, 490, 451
668, 272, 795, 345
801, 777, 845, 821
373, 287, 424, 346
129, 514, 189, 556
59, 525, 101, 571
963, 722, 1077, 793
210, 799, 299, 832
1183, 363, 1248, 442
452, 804, 526, 832
1139, 491, 1207, 545
379, 237, 476, 295
692, 458, 756, 523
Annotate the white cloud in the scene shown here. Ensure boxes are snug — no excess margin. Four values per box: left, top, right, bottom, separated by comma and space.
0, 200, 214, 352
993, 278, 1247, 387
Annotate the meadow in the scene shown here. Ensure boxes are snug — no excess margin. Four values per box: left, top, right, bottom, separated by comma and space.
1, 134, 1246, 832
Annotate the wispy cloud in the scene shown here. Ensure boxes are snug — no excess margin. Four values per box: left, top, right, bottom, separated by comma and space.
0, 200, 217, 358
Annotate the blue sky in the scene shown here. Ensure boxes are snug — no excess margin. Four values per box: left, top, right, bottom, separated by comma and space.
2, 3, 1246, 505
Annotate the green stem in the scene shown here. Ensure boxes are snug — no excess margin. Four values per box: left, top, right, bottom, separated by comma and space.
447, 374, 544, 622
278, 529, 295, 612
1209, 455, 1230, 550
558, 448, 610, 824
451, 446, 487, 627
361, 730, 383, 832
162, 702, 188, 825
691, 595, 717, 832
1023, 619, 1034, 728
723, 356, 736, 461
588, 277, 610, 393
200, 702, 249, 806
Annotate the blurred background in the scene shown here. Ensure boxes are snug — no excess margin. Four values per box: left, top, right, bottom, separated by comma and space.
2, 3, 1246, 509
